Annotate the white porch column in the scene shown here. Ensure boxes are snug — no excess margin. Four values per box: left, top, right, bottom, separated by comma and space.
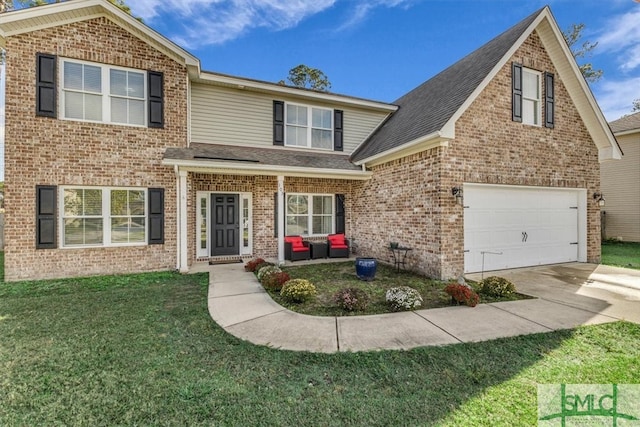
178, 169, 189, 273
277, 175, 285, 265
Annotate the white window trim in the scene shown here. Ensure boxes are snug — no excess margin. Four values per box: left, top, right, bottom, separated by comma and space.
196, 192, 210, 258
196, 192, 252, 257
59, 186, 148, 249
522, 67, 542, 126
286, 193, 335, 237
59, 57, 148, 127
284, 102, 333, 151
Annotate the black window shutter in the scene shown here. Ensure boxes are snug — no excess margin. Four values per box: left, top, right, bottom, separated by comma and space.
36, 53, 57, 118
335, 194, 345, 234
512, 63, 523, 123
273, 100, 285, 146
36, 185, 57, 249
148, 188, 164, 244
544, 72, 555, 128
334, 110, 344, 152
148, 71, 164, 128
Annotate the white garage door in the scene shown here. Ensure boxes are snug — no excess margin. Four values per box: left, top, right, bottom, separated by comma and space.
464, 185, 582, 273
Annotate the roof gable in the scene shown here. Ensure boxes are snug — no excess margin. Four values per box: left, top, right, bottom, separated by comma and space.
351, 6, 622, 164
0, 0, 200, 76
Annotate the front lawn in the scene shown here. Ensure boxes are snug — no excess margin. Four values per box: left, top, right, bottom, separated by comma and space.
0, 269, 639, 425
271, 261, 529, 316
601, 240, 640, 269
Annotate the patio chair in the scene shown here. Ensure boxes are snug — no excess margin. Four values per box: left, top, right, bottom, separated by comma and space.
284, 235, 311, 261
327, 233, 350, 258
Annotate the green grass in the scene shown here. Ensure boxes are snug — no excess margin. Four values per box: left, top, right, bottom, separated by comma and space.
602, 240, 640, 270
0, 269, 639, 425
271, 262, 529, 316
1, 262, 639, 425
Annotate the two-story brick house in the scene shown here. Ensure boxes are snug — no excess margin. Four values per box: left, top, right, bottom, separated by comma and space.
0, 0, 620, 281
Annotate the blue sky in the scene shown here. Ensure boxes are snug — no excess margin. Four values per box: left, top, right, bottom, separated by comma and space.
129, 0, 640, 121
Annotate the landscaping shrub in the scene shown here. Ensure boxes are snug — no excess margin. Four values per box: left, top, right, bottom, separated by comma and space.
244, 258, 266, 272
385, 286, 423, 311
261, 271, 291, 291
280, 279, 317, 303
257, 265, 281, 281
480, 276, 516, 298
444, 283, 479, 307
333, 287, 369, 311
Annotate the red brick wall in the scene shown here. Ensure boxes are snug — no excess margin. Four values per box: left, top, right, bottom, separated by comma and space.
4, 18, 188, 280
353, 30, 601, 279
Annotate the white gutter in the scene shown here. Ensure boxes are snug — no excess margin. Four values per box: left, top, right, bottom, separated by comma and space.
196, 72, 398, 112
161, 159, 373, 180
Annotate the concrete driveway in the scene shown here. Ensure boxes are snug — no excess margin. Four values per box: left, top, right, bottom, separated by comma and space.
467, 263, 640, 324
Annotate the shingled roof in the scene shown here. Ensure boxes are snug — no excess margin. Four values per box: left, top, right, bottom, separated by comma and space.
165, 143, 362, 172
609, 112, 640, 134
350, 7, 545, 163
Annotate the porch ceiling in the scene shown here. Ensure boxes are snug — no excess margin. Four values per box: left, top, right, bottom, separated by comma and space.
163, 143, 372, 180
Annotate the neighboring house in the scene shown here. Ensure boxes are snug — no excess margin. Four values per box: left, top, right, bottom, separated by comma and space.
602, 112, 640, 242
0, 0, 620, 281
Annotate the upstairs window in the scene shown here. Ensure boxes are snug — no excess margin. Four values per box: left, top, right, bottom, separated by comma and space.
512, 63, 553, 127
285, 103, 333, 150
61, 59, 146, 126
522, 68, 541, 126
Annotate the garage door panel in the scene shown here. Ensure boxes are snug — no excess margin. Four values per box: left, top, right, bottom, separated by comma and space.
464, 185, 580, 273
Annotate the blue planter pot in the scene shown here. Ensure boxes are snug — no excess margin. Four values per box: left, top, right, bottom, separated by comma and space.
355, 257, 377, 281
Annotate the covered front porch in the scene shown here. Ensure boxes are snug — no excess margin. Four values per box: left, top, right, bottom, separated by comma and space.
162, 143, 371, 272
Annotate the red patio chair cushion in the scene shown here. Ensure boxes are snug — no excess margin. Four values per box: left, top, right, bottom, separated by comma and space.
285, 236, 308, 252
328, 234, 347, 248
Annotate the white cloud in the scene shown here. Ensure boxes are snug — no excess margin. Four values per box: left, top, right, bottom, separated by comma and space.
593, 76, 640, 121
338, 0, 415, 31
596, 8, 640, 72
129, 0, 415, 48
130, 0, 337, 48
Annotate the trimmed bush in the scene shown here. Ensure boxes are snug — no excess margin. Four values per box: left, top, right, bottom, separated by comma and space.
261, 271, 291, 291
256, 265, 281, 281
333, 287, 369, 311
385, 286, 423, 311
244, 258, 266, 272
444, 283, 479, 307
280, 279, 317, 303
480, 276, 516, 298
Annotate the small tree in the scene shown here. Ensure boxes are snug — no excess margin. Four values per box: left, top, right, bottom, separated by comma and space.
283, 64, 331, 92
562, 23, 602, 83
633, 99, 640, 113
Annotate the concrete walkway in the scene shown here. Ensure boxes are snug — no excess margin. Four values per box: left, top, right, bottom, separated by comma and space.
206, 262, 640, 353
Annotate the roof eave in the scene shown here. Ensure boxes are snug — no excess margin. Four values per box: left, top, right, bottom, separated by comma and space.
161, 158, 372, 180
0, 0, 201, 74
354, 131, 451, 167
196, 72, 398, 112
613, 128, 640, 137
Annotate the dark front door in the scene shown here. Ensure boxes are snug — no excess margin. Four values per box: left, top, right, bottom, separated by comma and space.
212, 194, 239, 256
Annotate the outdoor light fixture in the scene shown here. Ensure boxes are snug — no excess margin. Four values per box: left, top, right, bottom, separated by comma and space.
451, 187, 463, 205
593, 192, 605, 207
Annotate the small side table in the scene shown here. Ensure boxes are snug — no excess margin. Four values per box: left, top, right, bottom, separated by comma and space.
309, 242, 328, 259
387, 246, 413, 271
